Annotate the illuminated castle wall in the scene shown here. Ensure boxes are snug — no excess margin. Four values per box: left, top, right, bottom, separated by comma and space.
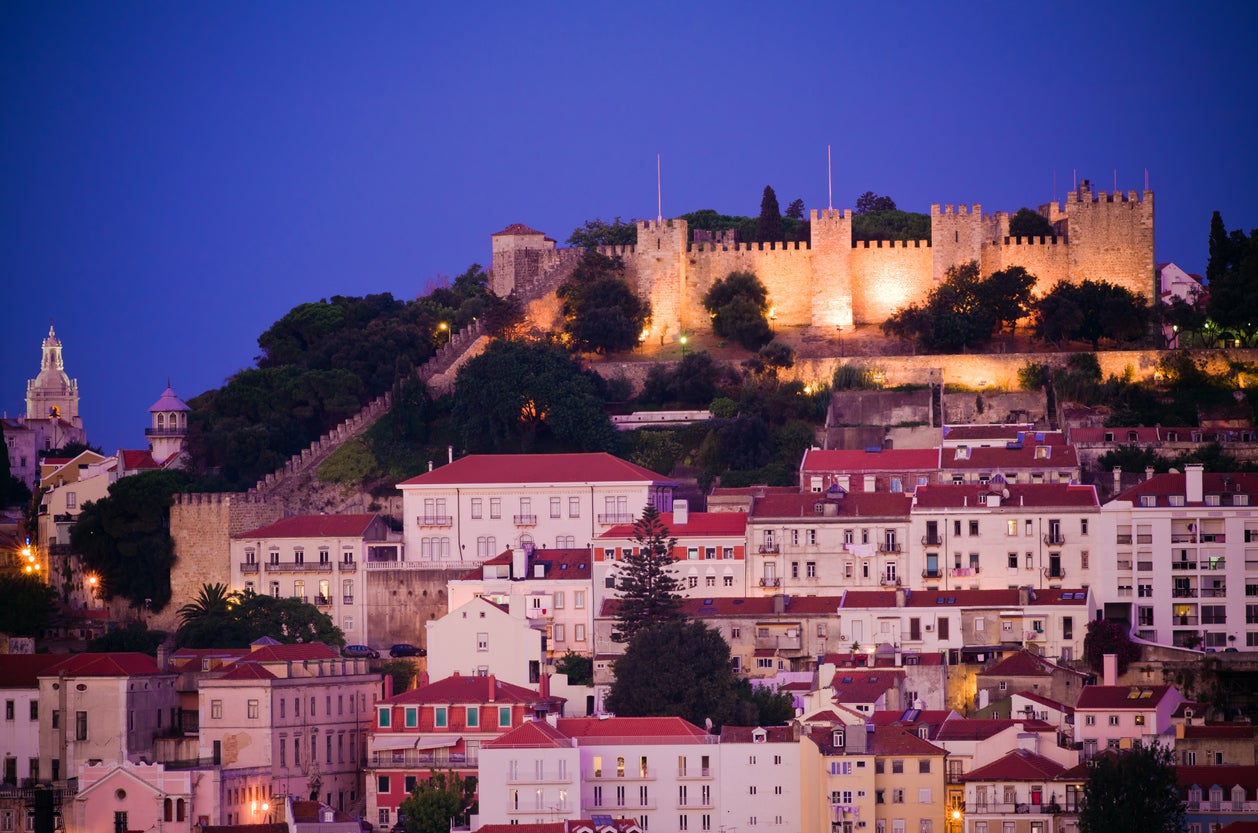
491, 180, 1155, 342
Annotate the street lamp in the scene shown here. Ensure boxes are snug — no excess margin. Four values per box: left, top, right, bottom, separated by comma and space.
438, 321, 450, 346
679, 334, 688, 356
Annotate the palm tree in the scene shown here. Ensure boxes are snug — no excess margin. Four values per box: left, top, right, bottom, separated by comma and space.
177, 582, 235, 624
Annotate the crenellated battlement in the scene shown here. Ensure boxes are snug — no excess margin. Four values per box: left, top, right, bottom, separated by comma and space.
931, 203, 983, 217
594, 244, 637, 258
855, 239, 930, 249
989, 236, 1065, 247
811, 208, 852, 222
637, 218, 681, 231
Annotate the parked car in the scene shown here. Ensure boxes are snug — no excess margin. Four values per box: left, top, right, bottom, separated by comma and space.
389, 643, 425, 658
343, 645, 380, 659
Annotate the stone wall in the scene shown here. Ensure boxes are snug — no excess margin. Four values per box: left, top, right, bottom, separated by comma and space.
365, 568, 466, 649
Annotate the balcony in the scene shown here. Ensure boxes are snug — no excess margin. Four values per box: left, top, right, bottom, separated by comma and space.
144, 426, 187, 437
754, 633, 803, 652
879, 576, 901, 587
371, 749, 478, 768
1201, 586, 1228, 598
1043, 566, 1067, 580
513, 514, 537, 526
950, 566, 980, 577
878, 542, 903, 554
758, 544, 780, 554
966, 803, 1062, 815
342, 595, 354, 605
1043, 533, 1066, 546
1171, 533, 1197, 544
758, 577, 782, 588
264, 561, 333, 573
1116, 534, 1133, 545
922, 568, 943, 579
1203, 558, 1227, 571
1172, 561, 1197, 571
338, 561, 357, 572
240, 562, 259, 574
598, 513, 634, 525
1173, 617, 1200, 627
1172, 588, 1198, 598
415, 515, 452, 527
922, 535, 944, 547
314, 595, 331, 607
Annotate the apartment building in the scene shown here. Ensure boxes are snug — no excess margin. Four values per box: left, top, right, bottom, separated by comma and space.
799, 448, 941, 494
1098, 465, 1258, 650
909, 482, 1100, 593
398, 453, 674, 568
230, 515, 397, 647
427, 596, 547, 690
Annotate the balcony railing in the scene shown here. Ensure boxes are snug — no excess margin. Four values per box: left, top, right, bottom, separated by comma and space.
1043, 566, 1066, 580
1043, 533, 1066, 546
878, 542, 903, 554
598, 513, 634, 525
338, 561, 357, 572
1116, 534, 1133, 545
513, 514, 537, 526
1174, 617, 1200, 626
371, 750, 478, 768
1204, 559, 1227, 571
922, 535, 943, 547
415, 515, 452, 527
314, 595, 331, 607
1172, 588, 1198, 598
966, 802, 1064, 815
758, 544, 780, 554
1201, 586, 1228, 598
264, 562, 333, 573
342, 595, 354, 604
758, 577, 782, 588
922, 568, 943, 579
879, 576, 901, 587
1172, 561, 1197, 570
144, 426, 188, 436
240, 562, 259, 573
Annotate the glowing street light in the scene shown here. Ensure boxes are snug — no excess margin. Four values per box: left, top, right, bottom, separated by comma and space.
437, 321, 450, 346
679, 334, 689, 356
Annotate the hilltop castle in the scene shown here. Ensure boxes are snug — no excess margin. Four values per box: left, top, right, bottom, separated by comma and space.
491, 180, 1155, 342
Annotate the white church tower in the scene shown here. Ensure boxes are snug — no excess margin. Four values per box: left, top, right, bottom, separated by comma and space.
147, 382, 190, 466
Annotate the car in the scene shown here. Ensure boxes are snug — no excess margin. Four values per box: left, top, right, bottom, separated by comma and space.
389, 643, 426, 658
343, 645, 379, 659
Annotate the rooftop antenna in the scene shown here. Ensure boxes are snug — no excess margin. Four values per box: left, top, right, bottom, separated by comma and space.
656, 153, 662, 223
1144, 168, 1149, 191
827, 144, 834, 211
1113, 168, 1118, 192
1052, 170, 1056, 205
1073, 169, 1077, 190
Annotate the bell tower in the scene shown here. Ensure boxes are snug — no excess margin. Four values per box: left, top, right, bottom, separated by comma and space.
148, 382, 190, 465
25, 326, 81, 428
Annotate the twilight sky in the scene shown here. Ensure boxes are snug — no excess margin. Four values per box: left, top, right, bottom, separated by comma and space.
3, 2, 1256, 454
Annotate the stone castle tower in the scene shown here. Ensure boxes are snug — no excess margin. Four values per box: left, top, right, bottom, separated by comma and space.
490, 180, 1155, 341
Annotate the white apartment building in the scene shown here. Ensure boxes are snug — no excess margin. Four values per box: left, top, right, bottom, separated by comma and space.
398, 453, 674, 569
230, 514, 398, 647
909, 481, 1100, 592
1098, 465, 1258, 650
447, 547, 596, 660
0, 655, 66, 787
427, 596, 547, 689
746, 490, 913, 594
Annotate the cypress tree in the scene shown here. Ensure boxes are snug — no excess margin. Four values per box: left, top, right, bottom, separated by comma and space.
1207, 210, 1230, 285
756, 185, 782, 242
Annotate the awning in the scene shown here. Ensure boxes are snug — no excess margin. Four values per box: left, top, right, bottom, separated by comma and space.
369, 735, 458, 753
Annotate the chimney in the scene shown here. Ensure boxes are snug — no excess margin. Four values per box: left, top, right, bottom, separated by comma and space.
1113, 466, 1122, 493
1186, 463, 1204, 503
1145, 466, 1154, 483
895, 586, 906, 607
488, 674, 496, 703
1103, 653, 1118, 686
448, 445, 454, 464
674, 499, 689, 525
512, 547, 527, 580
1018, 586, 1030, 607
540, 672, 550, 699
774, 594, 787, 614
384, 673, 394, 699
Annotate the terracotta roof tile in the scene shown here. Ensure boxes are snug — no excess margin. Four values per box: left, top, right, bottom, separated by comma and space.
978, 649, 1086, 679
383, 674, 556, 707
239, 643, 340, 663
933, 718, 1055, 741
598, 511, 747, 538
1114, 472, 1258, 506
870, 725, 946, 756
912, 483, 1097, 509
961, 748, 1068, 781
719, 726, 796, 743
484, 720, 571, 749
1076, 684, 1175, 710
750, 492, 912, 519
492, 223, 546, 237
0, 654, 70, 687
217, 663, 277, 681
41, 652, 163, 677
234, 514, 380, 539
942, 425, 1037, 441
555, 716, 708, 741
1177, 765, 1258, 793
400, 453, 671, 487
801, 448, 940, 473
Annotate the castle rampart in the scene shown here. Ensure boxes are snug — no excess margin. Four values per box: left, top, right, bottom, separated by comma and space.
491, 180, 1156, 341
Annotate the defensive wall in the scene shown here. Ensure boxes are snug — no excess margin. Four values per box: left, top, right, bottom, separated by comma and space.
493, 180, 1154, 342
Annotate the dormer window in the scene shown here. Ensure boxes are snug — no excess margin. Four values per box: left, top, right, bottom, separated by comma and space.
1237, 494, 1251, 506
955, 446, 969, 460
1168, 495, 1185, 507
1127, 431, 1138, 442
1205, 494, 1221, 506
1035, 446, 1050, 459
1139, 495, 1157, 507
833, 730, 845, 748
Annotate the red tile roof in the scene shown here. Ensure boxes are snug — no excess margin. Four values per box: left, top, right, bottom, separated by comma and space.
719, 726, 796, 743
870, 709, 958, 729
400, 453, 671, 487
1180, 724, 1258, 740
1114, 472, 1258, 506
217, 663, 277, 681
598, 511, 747, 538
945, 443, 1080, 470
831, 670, 904, 705
234, 514, 380, 539
484, 720, 571, 749
911, 483, 1097, 508
978, 649, 1086, 679
555, 716, 709, 741
801, 448, 940, 473
1069, 426, 1162, 443
750, 491, 912, 519
1177, 765, 1258, 793
491, 223, 546, 237
1076, 684, 1176, 710
0, 654, 71, 687
120, 449, 159, 470
40, 653, 164, 677
240, 643, 340, 663
1013, 691, 1074, 714
383, 674, 556, 707
289, 800, 352, 823
961, 748, 1068, 781
942, 425, 1037, 441
870, 725, 947, 756
458, 548, 593, 581
933, 718, 1056, 741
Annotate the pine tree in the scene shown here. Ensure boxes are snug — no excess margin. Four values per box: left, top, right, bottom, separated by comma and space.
1207, 210, 1230, 285
613, 503, 684, 642
756, 185, 782, 242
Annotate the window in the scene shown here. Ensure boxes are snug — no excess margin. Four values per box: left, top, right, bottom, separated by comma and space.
75, 711, 87, 741
247, 700, 259, 720
499, 706, 511, 727
1008, 552, 1018, 569
969, 520, 979, 536
550, 497, 561, 518
892, 788, 905, 803
569, 497, 581, 517
490, 498, 501, 518
1108, 715, 1120, 726
892, 759, 903, 774
919, 787, 933, 803
553, 624, 565, 642
477, 632, 488, 652
404, 707, 418, 728
435, 707, 447, 728
470, 498, 482, 518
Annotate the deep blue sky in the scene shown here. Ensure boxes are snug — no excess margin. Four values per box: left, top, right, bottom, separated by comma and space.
3, 3, 1256, 453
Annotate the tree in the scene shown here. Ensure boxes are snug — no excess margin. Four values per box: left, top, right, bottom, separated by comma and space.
743, 341, 795, 377
1205, 215, 1258, 345
604, 619, 739, 728
451, 340, 619, 454
396, 771, 477, 833
1083, 617, 1141, 676
852, 209, 931, 243
613, 511, 674, 580
1077, 742, 1183, 833
70, 469, 190, 612
555, 250, 651, 354
174, 586, 345, 648
784, 198, 805, 220
981, 266, 1036, 335
702, 271, 773, 350
380, 659, 418, 694
756, 186, 783, 242
0, 574, 56, 637
1033, 280, 1149, 350
88, 622, 166, 655
882, 261, 1012, 351
613, 504, 684, 642
730, 678, 797, 726
566, 217, 638, 248
555, 650, 593, 686
854, 191, 897, 214
1008, 208, 1055, 239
